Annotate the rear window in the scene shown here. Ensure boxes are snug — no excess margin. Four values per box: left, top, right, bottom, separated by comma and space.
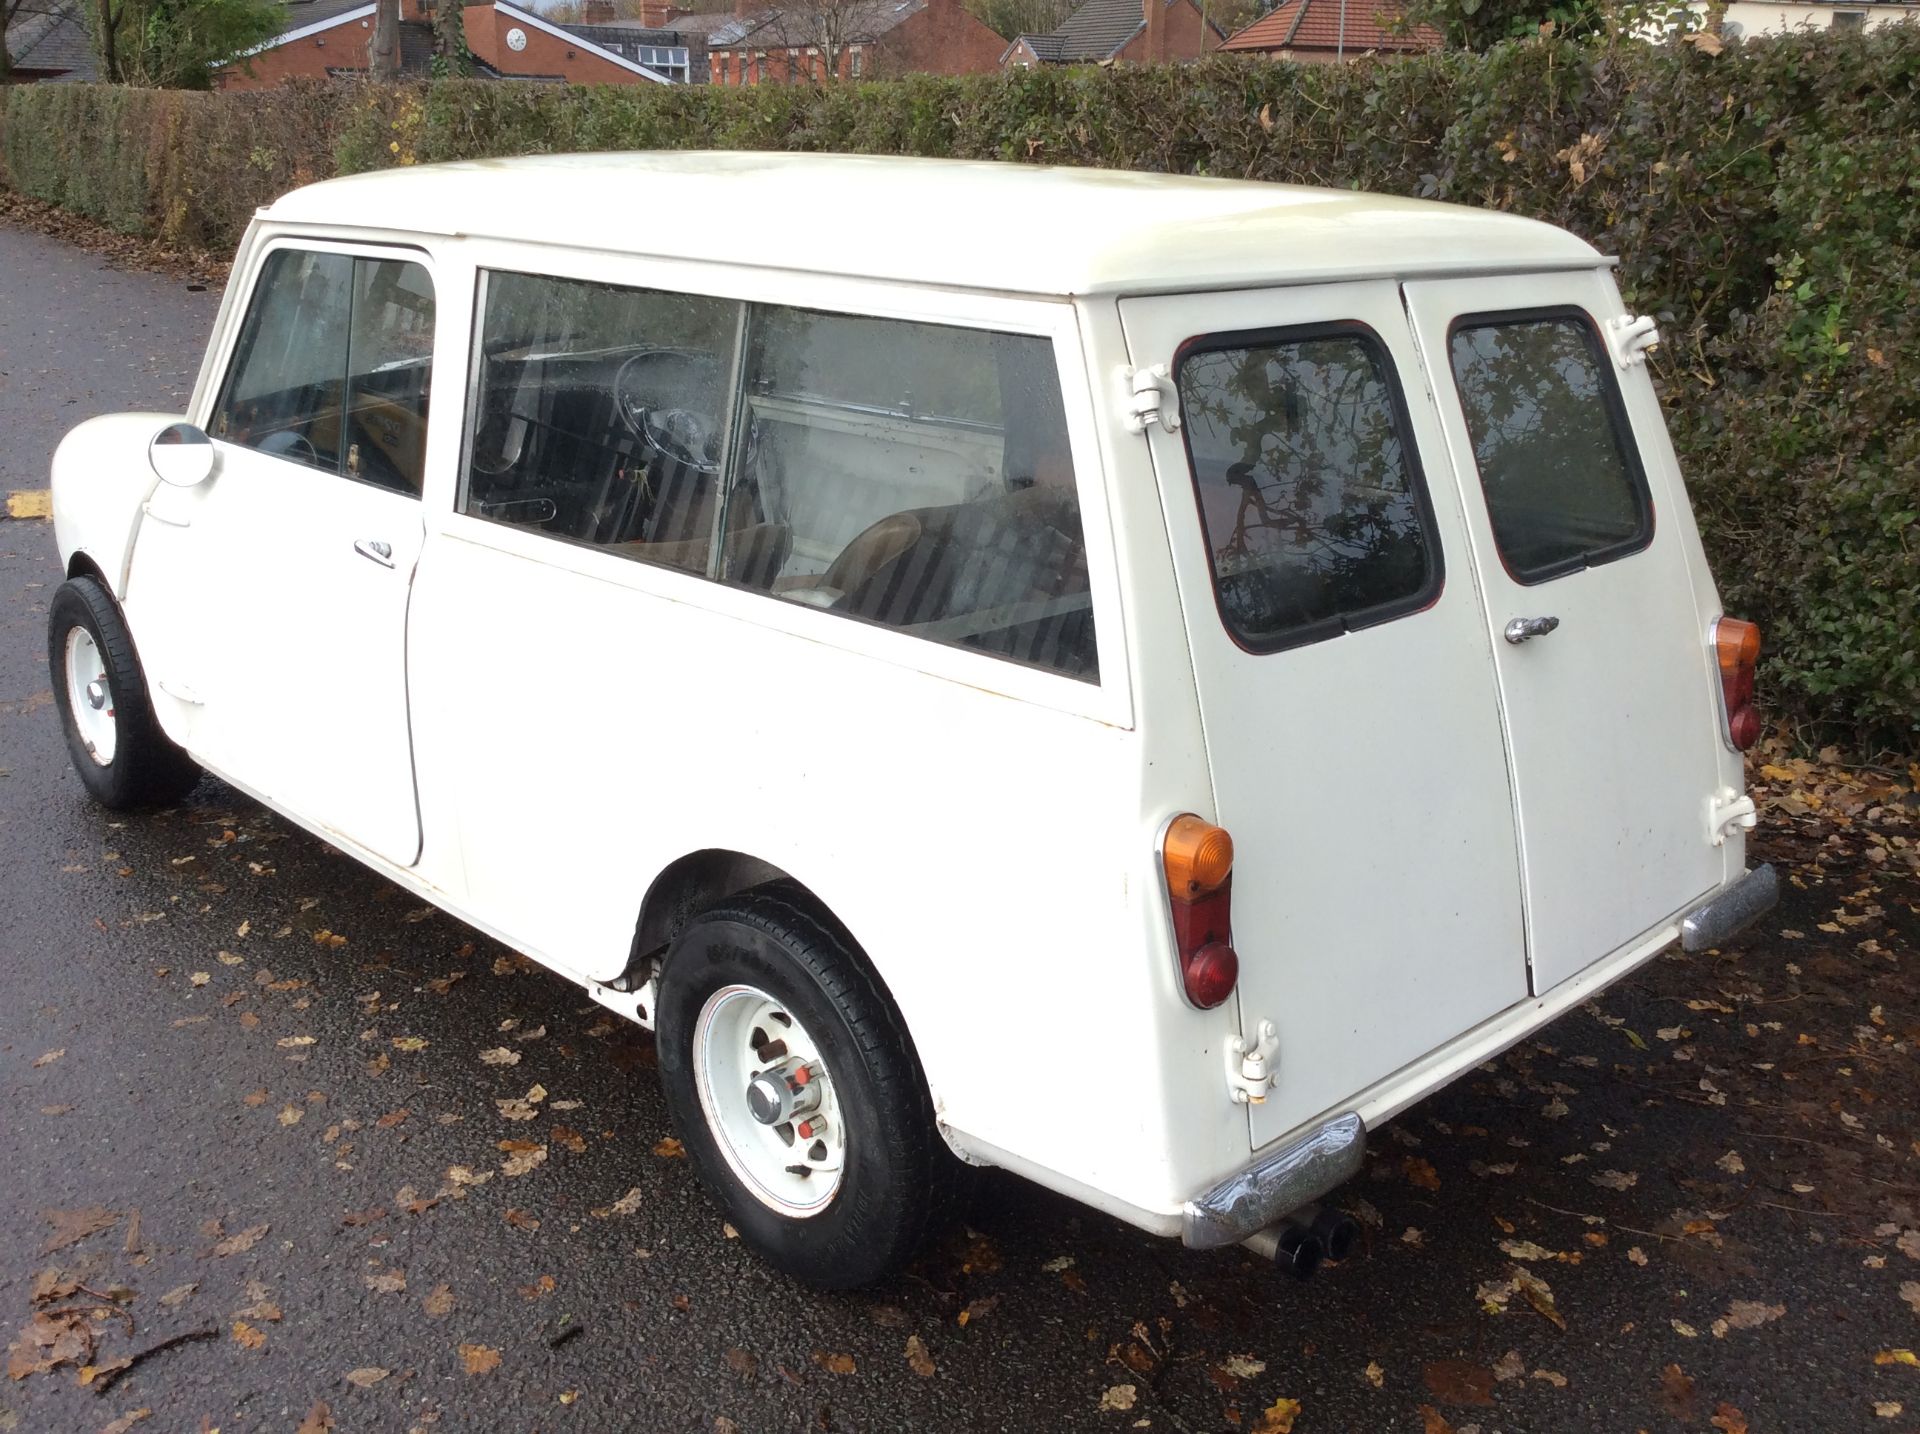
1175, 324, 1442, 652
1447, 311, 1653, 583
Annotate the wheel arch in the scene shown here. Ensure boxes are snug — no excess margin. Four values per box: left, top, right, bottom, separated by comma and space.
67, 550, 113, 590
630, 848, 795, 970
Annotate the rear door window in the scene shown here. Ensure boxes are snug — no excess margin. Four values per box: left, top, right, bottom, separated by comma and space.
1175, 324, 1442, 652
1446, 311, 1652, 583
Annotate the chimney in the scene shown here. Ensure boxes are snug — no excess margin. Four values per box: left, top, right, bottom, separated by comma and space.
735, 0, 750, 18
1143, 0, 1166, 60
583, 0, 615, 19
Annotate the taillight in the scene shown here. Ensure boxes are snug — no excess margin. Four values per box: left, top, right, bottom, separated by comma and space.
1712, 616, 1762, 751
1162, 815, 1238, 1009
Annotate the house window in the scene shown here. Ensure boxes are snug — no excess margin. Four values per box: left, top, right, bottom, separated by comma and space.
850, 45, 864, 75
1832, 9, 1865, 26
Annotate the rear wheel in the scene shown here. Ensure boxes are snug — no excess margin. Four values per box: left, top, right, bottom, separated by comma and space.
48, 576, 200, 810
655, 881, 950, 1288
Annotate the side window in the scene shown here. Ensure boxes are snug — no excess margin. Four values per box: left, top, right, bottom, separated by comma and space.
728, 307, 1097, 683
1447, 312, 1652, 584
1176, 325, 1441, 652
462, 272, 741, 575
211, 249, 434, 496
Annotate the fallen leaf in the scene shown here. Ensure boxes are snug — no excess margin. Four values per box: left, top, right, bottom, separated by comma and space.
231, 1320, 266, 1349
1658, 1363, 1697, 1420
1249, 1396, 1302, 1433
501, 1144, 548, 1177
1876, 1400, 1904, 1418
1718, 1299, 1784, 1333
158, 1282, 197, 1308
1591, 1170, 1638, 1191
344, 1367, 389, 1387
905, 1334, 935, 1376
423, 1284, 455, 1317
40, 1206, 117, 1254
1710, 1403, 1749, 1434
1875, 1349, 1920, 1367
364, 1268, 407, 1294
1404, 1157, 1441, 1191
99, 1412, 153, 1434
277, 1035, 315, 1048
1363, 1360, 1384, 1388
278, 1105, 303, 1127
31, 1049, 64, 1068
1222, 1354, 1267, 1379
1492, 1350, 1525, 1383
1418, 1407, 1454, 1434
213, 1223, 269, 1256
653, 1137, 686, 1158
812, 1350, 856, 1375
478, 1047, 521, 1066
1423, 1360, 1494, 1406
459, 1342, 501, 1375
1715, 1151, 1746, 1175
503, 1208, 540, 1232
391, 1036, 429, 1052
1098, 1384, 1137, 1412
724, 1346, 758, 1379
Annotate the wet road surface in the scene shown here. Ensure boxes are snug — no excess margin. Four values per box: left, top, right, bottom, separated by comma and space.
4, 217, 1920, 1434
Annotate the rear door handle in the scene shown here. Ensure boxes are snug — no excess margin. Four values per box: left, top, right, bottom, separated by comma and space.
1504, 615, 1560, 644
354, 538, 395, 568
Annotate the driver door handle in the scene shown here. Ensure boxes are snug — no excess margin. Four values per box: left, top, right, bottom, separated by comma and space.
354, 538, 395, 569
1504, 615, 1560, 645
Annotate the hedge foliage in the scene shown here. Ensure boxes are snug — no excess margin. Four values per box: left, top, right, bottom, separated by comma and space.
3, 34, 1916, 755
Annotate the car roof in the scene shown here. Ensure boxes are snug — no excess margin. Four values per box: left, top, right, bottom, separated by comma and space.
261, 151, 1606, 298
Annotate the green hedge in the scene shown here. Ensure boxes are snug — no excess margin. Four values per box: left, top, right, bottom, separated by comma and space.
4, 36, 1916, 756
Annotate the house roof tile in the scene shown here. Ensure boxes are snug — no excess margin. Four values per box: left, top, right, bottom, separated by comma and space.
1221, 0, 1438, 53
6, 0, 97, 79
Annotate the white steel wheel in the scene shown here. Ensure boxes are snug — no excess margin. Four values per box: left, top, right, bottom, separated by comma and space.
692, 983, 846, 1216
62, 625, 117, 767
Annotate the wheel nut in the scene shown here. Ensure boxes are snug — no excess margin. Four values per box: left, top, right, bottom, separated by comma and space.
797, 1116, 827, 1141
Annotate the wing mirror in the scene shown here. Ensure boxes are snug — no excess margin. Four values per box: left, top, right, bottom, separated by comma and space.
149, 422, 216, 488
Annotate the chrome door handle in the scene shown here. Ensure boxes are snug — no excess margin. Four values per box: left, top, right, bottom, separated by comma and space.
353, 538, 395, 568
1504, 615, 1560, 645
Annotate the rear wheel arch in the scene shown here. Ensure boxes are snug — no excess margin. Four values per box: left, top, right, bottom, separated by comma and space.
66, 550, 112, 592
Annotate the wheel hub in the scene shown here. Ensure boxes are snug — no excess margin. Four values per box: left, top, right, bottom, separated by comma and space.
692, 984, 846, 1217
62, 626, 117, 767
85, 679, 108, 711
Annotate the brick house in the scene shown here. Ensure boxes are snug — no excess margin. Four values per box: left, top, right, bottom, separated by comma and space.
1000, 0, 1224, 67
1218, 0, 1438, 60
704, 0, 1005, 85
218, 0, 680, 88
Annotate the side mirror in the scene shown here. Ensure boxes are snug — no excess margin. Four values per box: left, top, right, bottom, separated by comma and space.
149, 422, 216, 488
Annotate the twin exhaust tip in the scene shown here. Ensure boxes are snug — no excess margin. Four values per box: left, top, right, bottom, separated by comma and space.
1241, 1204, 1360, 1280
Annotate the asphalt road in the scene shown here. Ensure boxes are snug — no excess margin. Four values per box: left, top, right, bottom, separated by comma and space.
4, 216, 1920, 1434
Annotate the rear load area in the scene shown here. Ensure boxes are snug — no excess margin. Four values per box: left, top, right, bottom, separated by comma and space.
1123, 266, 1740, 1151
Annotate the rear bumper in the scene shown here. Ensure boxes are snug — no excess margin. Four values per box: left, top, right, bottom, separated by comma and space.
1181, 1111, 1366, 1249
1679, 863, 1778, 953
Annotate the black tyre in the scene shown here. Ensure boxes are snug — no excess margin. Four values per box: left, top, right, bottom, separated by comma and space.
656, 880, 952, 1288
48, 575, 201, 810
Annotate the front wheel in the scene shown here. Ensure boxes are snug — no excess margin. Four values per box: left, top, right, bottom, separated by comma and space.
655, 881, 951, 1288
48, 576, 200, 810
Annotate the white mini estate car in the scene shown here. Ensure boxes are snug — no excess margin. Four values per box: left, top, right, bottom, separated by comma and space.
48, 152, 1777, 1287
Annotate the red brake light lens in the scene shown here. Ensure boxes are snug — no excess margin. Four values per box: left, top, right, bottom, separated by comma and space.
1162, 815, 1238, 1009
1712, 617, 1762, 751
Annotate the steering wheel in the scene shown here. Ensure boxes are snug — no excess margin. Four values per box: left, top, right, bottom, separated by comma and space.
256, 428, 319, 466
613, 349, 725, 473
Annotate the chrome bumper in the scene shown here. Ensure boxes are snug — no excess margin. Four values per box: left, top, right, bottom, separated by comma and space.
1679, 863, 1778, 953
1181, 1111, 1366, 1249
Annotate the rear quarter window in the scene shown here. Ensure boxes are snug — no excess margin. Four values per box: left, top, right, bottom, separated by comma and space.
1175, 324, 1442, 653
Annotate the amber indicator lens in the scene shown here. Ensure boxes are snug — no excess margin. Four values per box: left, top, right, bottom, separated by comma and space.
1711, 616, 1762, 751
1163, 814, 1234, 901
1715, 617, 1761, 675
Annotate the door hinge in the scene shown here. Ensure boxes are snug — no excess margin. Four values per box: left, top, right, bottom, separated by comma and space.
1604, 313, 1660, 369
1706, 786, 1758, 846
1226, 1019, 1279, 1105
1121, 364, 1181, 434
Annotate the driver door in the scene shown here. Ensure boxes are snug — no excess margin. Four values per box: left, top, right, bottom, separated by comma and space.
126, 244, 433, 867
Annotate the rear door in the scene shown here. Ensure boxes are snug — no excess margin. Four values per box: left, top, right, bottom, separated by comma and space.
1120, 283, 1529, 1149
1403, 272, 1728, 994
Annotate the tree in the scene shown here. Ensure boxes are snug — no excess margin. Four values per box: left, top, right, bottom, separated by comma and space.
369, 0, 399, 77
85, 0, 283, 85
432, 0, 470, 75
745, 0, 900, 81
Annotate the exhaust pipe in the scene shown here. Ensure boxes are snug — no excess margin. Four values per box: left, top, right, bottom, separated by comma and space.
1241, 1204, 1360, 1278
1242, 1218, 1324, 1279
1298, 1203, 1360, 1263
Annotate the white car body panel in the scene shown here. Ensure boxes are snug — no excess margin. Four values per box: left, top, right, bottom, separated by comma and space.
47, 154, 1760, 1238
